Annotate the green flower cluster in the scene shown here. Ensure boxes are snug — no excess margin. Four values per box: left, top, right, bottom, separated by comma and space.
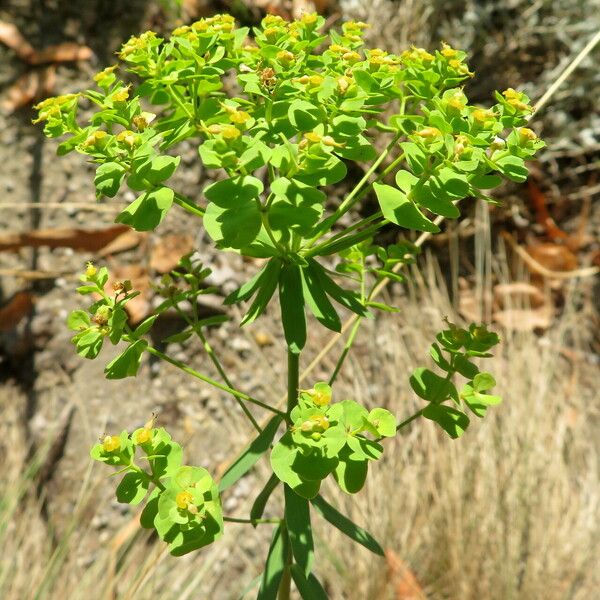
35, 12, 544, 355
91, 422, 222, 556
271, 383, 396, 499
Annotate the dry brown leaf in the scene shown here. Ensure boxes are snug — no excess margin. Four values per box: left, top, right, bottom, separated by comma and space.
493, 306, 554, 331
0, 20, 35, 61
149, 234, 194, 274
1, 66, 55, 112
525, 242, 578, 273
28, 42, 93, 65
385, 549, 426, 600
97, 230, 146, 257
107, 264, 151, 325
493, 282, 546, 309
0, 224, 132, 253
0, 291, 34, 331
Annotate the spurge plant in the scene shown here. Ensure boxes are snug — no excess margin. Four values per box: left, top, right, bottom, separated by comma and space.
36, 12, 543, 598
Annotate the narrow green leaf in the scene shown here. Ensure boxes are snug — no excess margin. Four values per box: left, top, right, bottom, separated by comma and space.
218, 415, 283, 492
300, 265, 342, 333
307, 259, 369, 318
250, 473, 280, 523
285, 486, 314, 578
290, 565, 329, 600
241, 258, 282, 326
133, 314, 159, 337
257, 524, 287, 600
279, 263, 306, 354
311, 495, 384, 556
224, 262, 270, 305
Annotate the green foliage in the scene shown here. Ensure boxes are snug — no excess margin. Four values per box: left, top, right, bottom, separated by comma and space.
92, 423, 222, 556
270, 384, 396, 498
411, 321, 502, 438
35, 10, 543, 599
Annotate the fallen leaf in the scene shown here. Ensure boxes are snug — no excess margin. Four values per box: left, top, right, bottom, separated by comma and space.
0, 291, 34, 331
0, 224, 132, 253
493, 282, 546, 309
0, 20, 35, 61
493, 306, 554, 331
149, 234, 194, 274
2, 66, 55, 112
385, 549, 426, 600
97, 229, 146, 257
106, 264, 151, 325
28, 42, 93, 65
526, 242, 578, 273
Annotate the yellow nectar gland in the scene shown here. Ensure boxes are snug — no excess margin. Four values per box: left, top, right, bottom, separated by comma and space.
276, 50, 295, 64
301, 13, 318, 25
134, 428, 152, 445
112, 87, 130, 103
221, 125, 241, 140
310, 389, 331, 407
85, 262, 97, 278
310, 414, 330, 431
441, 42, 458, 58
446, 90, 466, 110
229, 111, 251, 125
102, 435, 121, 453
502, 88, 521, 100
116, 130, 138, 147
329, 44, 350, 54
304, 131, 322, 144
519, 127, 537, 141
342, 51, 361, 64
176, 491, 195, 511
415, 127, 442, 139
82, 130, 108, 149
93, 65, 117, 84
472, 108, 494, 123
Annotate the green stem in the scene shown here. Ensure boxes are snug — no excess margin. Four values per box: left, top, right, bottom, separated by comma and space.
396, 409, 424, 431
172, 304, 262, 433
278, 349, 300, 600
278, 523, 293, 600
308, 133, 402, 245
287, 349, 300, 416
306, 212, 385, 257
144, 344, 286, 417
174, 192, 205, 218
329, 316, 363, 385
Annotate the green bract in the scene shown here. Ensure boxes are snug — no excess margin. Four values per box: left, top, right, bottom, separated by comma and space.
36, 11, 540, 598
271, 384, 396, 498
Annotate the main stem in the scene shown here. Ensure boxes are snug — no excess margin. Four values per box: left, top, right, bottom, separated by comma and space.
278, 348, 300, 600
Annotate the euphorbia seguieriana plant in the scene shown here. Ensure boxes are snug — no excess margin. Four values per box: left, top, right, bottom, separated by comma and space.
35, 12, 543, 598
